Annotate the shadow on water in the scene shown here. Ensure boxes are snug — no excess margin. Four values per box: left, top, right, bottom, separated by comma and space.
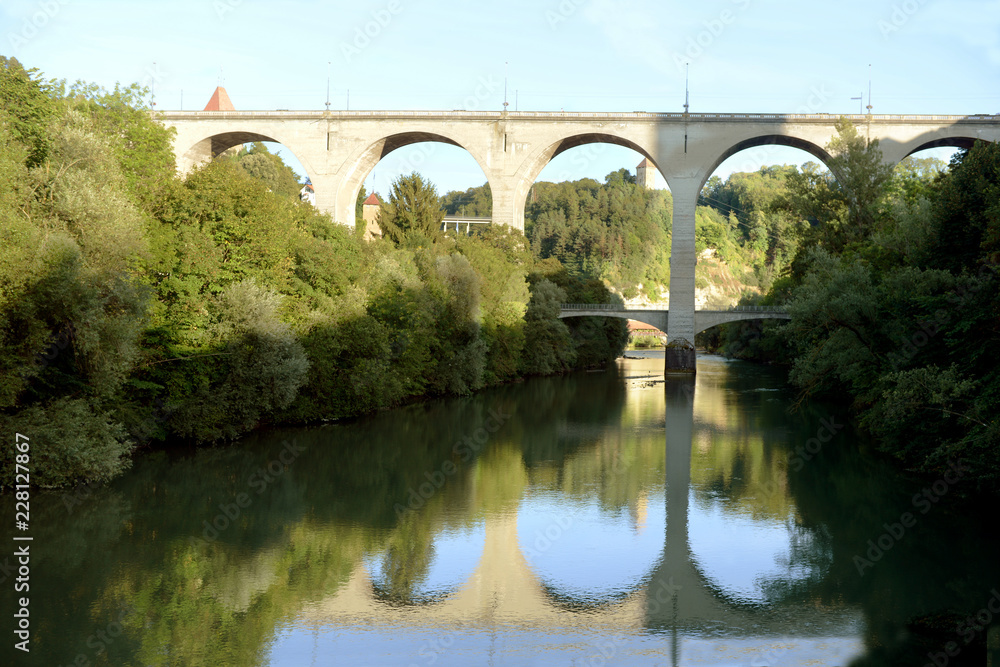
2, 356, 998, 666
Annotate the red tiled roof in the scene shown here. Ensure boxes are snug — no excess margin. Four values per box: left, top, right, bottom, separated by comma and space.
203, 87, 235, 111
628, 319, 662, 332
363, 193, 381, 206
637, 158, 651, 168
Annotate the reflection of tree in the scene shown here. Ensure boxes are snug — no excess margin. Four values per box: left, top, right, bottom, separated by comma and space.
21, 363, 616, 664
26, 355, 998, 666
374, 516, 436, 604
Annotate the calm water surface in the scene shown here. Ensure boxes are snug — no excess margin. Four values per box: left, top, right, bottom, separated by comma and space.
6, 353, 999, 666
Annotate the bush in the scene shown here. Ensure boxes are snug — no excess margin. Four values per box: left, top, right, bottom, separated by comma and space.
1, 397, 133, 488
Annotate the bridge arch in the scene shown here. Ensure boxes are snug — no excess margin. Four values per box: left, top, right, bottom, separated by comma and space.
174, 129, 319, 188
512, 132, 663, 230
702, 134, 837, 193
876, 123, 997, 165
333, 131, 493, 227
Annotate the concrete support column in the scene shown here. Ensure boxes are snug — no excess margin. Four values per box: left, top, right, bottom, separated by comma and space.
488, 175, 523, 231
314, 174, 352, 227
665, 178, 700, 372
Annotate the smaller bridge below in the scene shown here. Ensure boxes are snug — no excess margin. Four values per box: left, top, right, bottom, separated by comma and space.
442, 216, 491, 235
558, 303, 790, 337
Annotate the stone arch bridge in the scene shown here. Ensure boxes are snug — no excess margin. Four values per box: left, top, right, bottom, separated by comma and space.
559, 303, 790, 339
157, 110, 1000, 370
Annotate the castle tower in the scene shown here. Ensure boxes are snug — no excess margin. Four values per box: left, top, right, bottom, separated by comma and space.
636, 158, 657, 190
362, 193, 383, 242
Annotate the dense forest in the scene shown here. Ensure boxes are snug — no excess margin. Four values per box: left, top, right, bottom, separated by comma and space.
0, 57, 627, 489
699, 123, 999, 494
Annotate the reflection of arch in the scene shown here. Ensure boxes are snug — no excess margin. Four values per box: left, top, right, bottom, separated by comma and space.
364, 523, 487, 607
513, 133, 662, 230
334, 131, 492, 227
517, 496, 666, 611
705, 134, 836, 189
177, 131, 318, 186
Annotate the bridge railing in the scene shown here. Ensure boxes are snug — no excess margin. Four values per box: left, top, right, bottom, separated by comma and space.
560, 303, 789, 313
560, 303, 666, 311
155, 110, 999, 123
703, 305, 789, 314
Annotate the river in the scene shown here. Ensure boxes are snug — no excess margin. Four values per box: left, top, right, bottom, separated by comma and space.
5, 352, 999, 666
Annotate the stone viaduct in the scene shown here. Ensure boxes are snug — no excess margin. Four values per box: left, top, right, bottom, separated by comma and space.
158, 110, 1000, 370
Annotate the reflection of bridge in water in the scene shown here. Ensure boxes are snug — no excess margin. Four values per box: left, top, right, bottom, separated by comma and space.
305, 376, 861, 659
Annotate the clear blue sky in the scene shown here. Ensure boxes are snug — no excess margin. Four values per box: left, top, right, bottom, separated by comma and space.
4, 0, 997, 195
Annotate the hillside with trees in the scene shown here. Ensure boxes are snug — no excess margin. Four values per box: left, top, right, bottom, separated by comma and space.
0, 57, 626, 489
444, 168, 766, 303
699, 119, 999, 494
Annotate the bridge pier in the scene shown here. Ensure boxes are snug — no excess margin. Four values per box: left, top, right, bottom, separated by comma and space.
665, 178, 700, 373
488, 176, 523, 231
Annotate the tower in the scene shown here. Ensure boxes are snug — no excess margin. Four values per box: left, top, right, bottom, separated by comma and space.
362, 193, 383, 241
636, 158, 657, 189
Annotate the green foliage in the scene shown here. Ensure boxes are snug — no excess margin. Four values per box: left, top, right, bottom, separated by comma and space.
1, 397, 133, 487
931, 141, 1000, 272
708, 134, 1000, 493
231, 142, 304, 201
631, 334, 661, 349
0, 56, 56, 168
523, 172, 673, 298
378, 172, 444, 246
442, 185, 492, 216
167, 280, 310, 443
521, 279, 576, 375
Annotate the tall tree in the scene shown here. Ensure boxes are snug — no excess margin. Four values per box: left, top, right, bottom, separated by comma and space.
0, 56, 56, 168
378, 172, 444, 245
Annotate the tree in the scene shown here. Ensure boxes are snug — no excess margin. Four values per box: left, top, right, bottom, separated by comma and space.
0, 56, 56, 168
233, 142, 303, 201
779, 119, 895, 261
521, 279, 576, 375
58, 80, 178, 216
378, 172, 444, 245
